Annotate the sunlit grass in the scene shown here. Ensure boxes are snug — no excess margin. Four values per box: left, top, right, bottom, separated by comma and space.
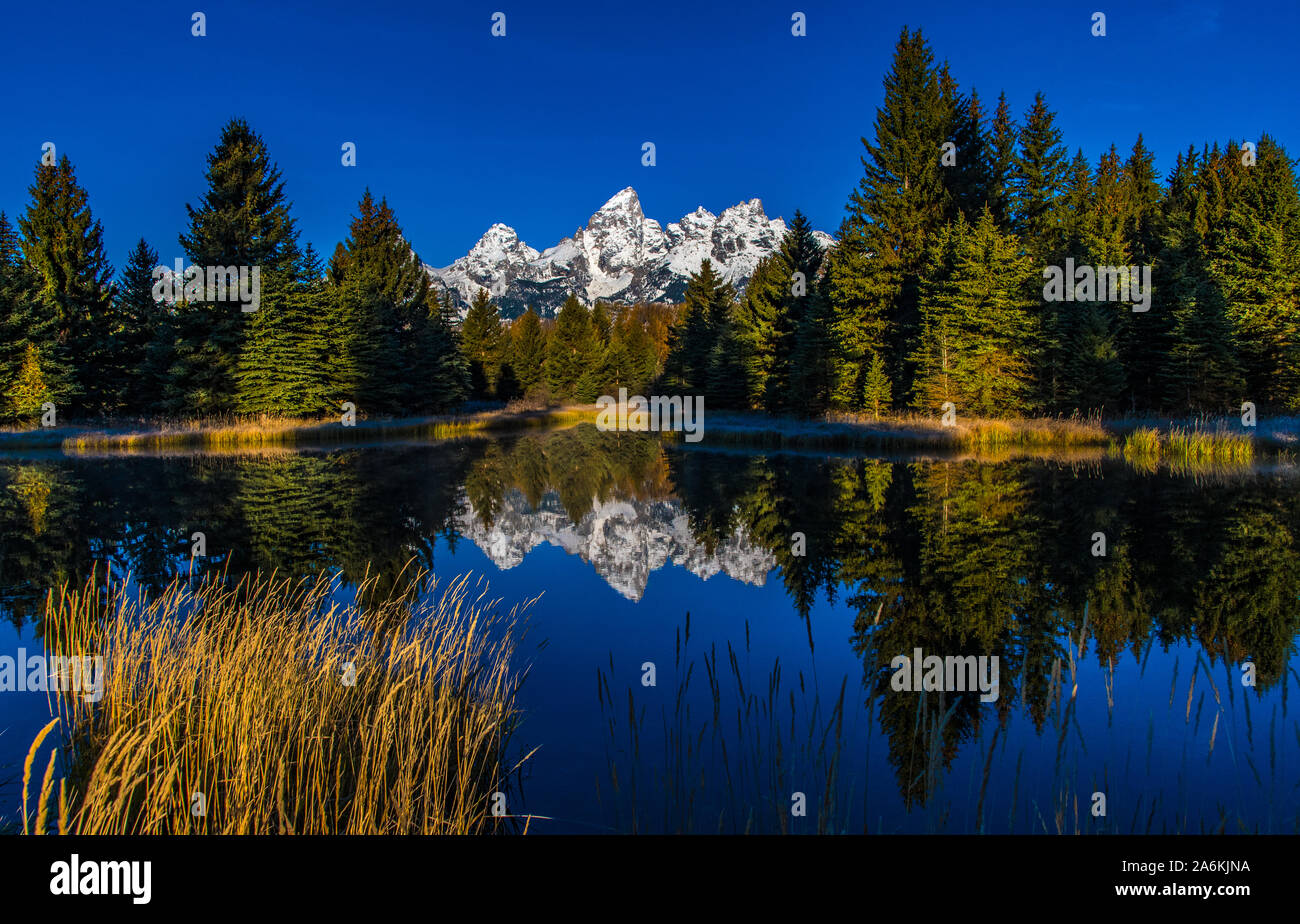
1122, 424, 1254, 469
23, 567, 536, 834
657, 410, 1111, 456
9, 406, 600, 454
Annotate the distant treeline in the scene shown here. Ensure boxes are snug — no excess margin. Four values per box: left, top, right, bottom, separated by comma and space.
0, 120, 676, 424
661, 28, 1300, 418
1, 25, 1297, 424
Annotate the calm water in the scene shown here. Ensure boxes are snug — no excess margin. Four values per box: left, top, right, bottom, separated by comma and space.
1, 425, 1298, 833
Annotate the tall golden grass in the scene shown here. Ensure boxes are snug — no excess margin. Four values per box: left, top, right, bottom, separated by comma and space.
656, 410, 1111, 455
1122, 425, 1254, 468
24, 567, 536, 834
16, 406, 600, 454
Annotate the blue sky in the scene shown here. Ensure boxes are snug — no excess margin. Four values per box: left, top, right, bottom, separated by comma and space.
1, 0, 1295, 272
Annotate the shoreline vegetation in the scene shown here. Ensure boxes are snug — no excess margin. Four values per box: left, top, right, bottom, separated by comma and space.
0, 403, 1289, 467
23, 567, 533, 835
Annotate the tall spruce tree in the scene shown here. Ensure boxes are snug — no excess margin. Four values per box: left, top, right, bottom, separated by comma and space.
1069, 144, 1131, 411
663, 259, 734, 395
170, 119, 298, 414
423, 290, 470, 410
461, 288, 505, 398
236, 243, 330, 415
828, 27, 951, 406
942, 72, 993, 221
111, 239, 167, 415
1119, 135, 1169, 409
986, 92, 1019, 230
736, 254, 784, 408
18, 156, 113, 415
1206, 135, 1300, 409
1159, 150, 1243, 411
0, 212, 47, 421
546, 294, 596, 399
1011, 92, 1068, 259
910, 209, 1038, 416
327, 190, 439, 415
508, 307, 548, 396
1012, 95, 1069, 409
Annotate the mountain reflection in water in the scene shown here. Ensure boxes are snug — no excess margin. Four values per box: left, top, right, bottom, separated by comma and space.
1, 424, 1297, 833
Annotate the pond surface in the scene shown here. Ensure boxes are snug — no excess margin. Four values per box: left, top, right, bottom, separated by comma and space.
1, 425, 1298, 833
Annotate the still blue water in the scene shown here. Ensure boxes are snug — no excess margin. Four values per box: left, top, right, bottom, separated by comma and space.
1, 426, 1296, 833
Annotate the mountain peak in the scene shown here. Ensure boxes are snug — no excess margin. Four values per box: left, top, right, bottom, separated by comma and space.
431, 189, 833, 319
595, 186, 643, 216
474, 222, 520, 245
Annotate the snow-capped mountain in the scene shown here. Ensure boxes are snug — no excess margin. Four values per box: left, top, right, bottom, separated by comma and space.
457, 488, 776, 601
427, 187, 834, 318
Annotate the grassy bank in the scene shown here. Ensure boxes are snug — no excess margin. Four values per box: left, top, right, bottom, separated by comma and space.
0, 405, 595, 454
1, 403, 1288, 467
661, 411, 1111, 455
22, 568, 535, 834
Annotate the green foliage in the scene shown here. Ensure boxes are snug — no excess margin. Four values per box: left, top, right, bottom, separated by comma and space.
910, 210, 1038, 416
236, 245, 332, 415
168, 119, 298, 415
461, 288, 506, 399
110, 239, 167, 415
0, 79, 1295, 427
324, 190, 461, 416
17, 157, 113, 413
663, 260, 735, 396
838, 27, 953, 399
6, 343, 50, 422
1011, 92, 1068, 259
1205, 136, 1300, 410
546, 295, 596, 399
861, 352, 891, 419
507, 308, 548, 396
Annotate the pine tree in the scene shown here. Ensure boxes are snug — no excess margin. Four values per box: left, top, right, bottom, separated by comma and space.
1061, 302, 1126, 413
663, 259, 735, 395
910, 209, 1038, 416
986, 92, 1019, 230
111, 239, 166, 414
772, 213, 826, 412
169, 119, 298, 415
825, 223, 888, 409
8, 343, 49, 421
943, 75, 993, 221
461, 288, 505, 398
546, 295, 596, 399
508, 307, 548, 395
1041, 150, 1094, 410
0, 212, 46, 417
1071, 144, 1132, 411
829, 28, 952, 404
735, 254, 784, 408
236, 243, 330, 415
787, 270, 835, 414
590, 301, 613, 345
326, 190, 437, 415
1206, 135, 1300, 409
1119, 135, 1169, 410
1012, 92, 1068, 259
1122, 134, 1164, 265
18, 156, 113, 415
706, 315, 752, 409
861, 351, 892, 419
423, 291, 470, 410
1158, 148, 1244, 411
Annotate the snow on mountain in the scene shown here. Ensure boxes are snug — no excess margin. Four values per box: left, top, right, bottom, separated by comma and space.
456, 488, 776, 601
427, 188, 834, 319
